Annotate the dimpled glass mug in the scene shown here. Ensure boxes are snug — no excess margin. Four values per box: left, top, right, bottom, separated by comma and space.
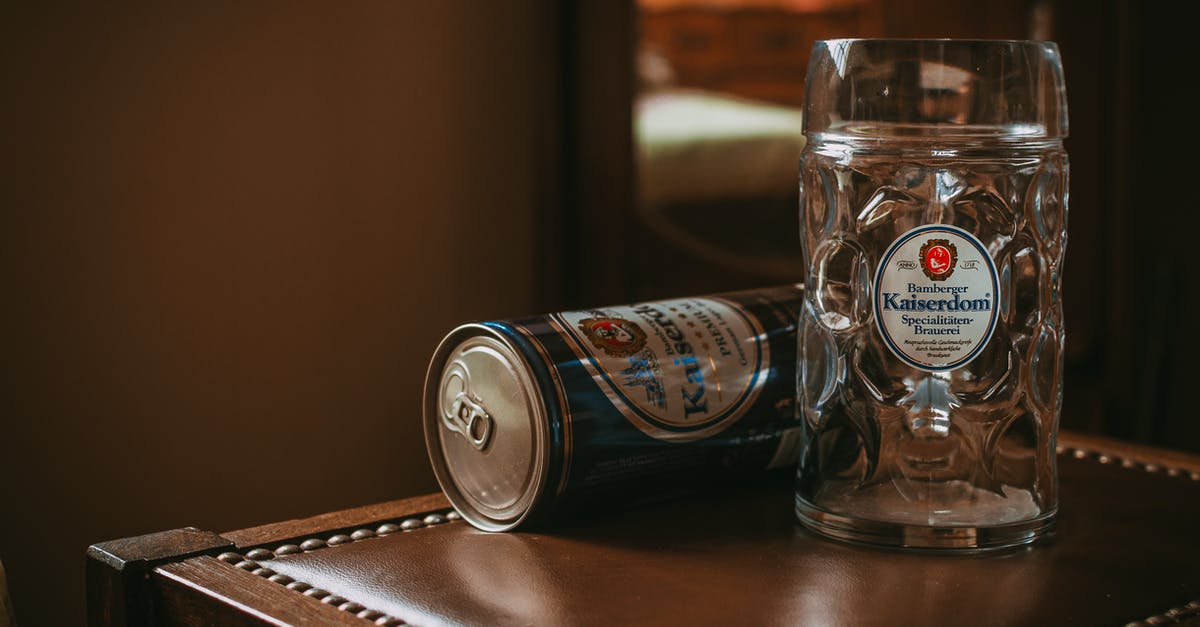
795, 39, 1068, 551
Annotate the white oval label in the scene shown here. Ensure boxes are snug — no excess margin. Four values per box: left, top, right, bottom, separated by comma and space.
873, 225, 999, 371
552, 297, 769, 442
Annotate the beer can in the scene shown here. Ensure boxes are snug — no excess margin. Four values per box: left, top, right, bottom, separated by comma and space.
422, 284, 805, 531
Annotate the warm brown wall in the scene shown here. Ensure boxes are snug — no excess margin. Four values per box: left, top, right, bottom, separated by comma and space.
0, 3, 557, 625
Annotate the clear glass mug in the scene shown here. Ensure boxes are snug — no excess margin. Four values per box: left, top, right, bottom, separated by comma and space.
795, 39, 1068, 551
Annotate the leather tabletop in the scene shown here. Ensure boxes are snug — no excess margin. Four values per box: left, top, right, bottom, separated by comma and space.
254, 452, 1200, 626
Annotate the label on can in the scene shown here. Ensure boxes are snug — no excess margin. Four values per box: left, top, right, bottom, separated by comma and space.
551, 297, 770, 442
873, 224, 1000, 371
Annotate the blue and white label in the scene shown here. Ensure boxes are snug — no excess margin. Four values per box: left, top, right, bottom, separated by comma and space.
873, 224, 999, 371
552, 297, 769, 442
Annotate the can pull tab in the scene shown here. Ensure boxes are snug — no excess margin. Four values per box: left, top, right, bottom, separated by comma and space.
442, 362, 494, 450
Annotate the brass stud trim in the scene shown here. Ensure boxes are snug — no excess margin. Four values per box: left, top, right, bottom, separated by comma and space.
1124, 598, 1200, 626
1057, 446, 1198, 481
216, 508, 461, 626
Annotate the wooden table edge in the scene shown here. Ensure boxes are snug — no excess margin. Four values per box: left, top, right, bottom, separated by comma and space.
85, 431, 1200, 626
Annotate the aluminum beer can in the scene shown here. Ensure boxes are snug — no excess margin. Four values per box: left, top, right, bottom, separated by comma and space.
423, 284, 805, 531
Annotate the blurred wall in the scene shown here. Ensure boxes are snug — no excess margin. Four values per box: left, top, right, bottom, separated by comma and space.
0, 2, 557, 625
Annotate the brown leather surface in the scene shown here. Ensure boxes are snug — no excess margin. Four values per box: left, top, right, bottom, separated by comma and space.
254, 452, 1200, 626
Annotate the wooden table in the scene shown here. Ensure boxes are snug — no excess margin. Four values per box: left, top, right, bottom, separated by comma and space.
87, 431, 1200, 626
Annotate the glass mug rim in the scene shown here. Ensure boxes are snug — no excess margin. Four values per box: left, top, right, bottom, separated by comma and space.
815, 37, 1057, 46
803, 37, 1068, 139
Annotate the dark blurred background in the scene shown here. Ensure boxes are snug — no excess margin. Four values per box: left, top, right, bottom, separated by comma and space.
1, 1, 1196, 625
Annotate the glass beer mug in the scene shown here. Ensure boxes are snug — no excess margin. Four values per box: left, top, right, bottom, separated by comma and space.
795, 39, 1068, 551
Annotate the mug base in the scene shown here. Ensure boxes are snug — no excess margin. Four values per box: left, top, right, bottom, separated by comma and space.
795, 495, 1057, 553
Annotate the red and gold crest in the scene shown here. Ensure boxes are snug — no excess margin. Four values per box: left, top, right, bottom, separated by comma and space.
919, 239, 958, 281
577, 317, 647, 357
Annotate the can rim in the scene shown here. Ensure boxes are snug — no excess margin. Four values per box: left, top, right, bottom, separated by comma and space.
422, 323, 551, 532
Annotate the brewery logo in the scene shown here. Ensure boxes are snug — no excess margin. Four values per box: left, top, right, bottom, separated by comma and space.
920, 239, 958, 281
874, 224, 999, 371
577, 317, 647, 357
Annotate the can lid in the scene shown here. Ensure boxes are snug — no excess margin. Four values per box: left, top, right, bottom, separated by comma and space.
422, 324, 549, 532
